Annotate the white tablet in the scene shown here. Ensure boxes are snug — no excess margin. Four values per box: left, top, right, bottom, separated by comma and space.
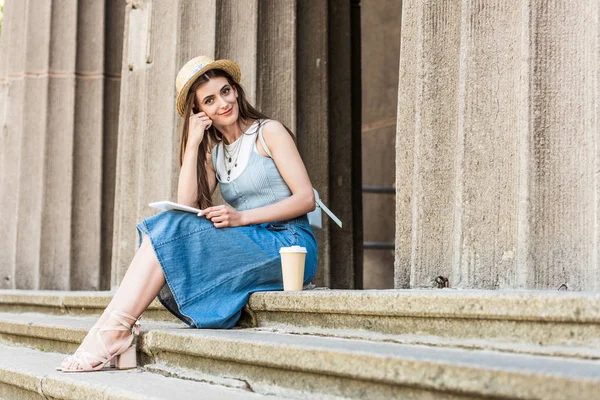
148, 201, 202, 214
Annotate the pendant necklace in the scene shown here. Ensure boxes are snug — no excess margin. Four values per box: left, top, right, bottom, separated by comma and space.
223, 134, 244, 181
224, 136, 242, 163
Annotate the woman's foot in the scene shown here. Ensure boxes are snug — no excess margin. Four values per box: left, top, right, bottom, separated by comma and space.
59, 308, 113, 370
60, 310, 140, 372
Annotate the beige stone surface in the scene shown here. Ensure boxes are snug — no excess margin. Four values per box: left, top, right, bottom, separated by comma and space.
396, 0, 600, 290
216, 0, 258, 104
296, 0, 330, 288
0, 290, 175, 321
247, 289, 600, 349
393, 0, 416, 290
0, 311, 183, 354
101, 0, 126, 291
2, 289, 599, 350
2, 309, 600, 398
256, 1, 295, 131
142, 363, 250, 391
0, 0, 125, 291
14, 1, 52, 290
248, 289, 600, 321
70, 0, 107, 292
0, 344, 266, 399
143, 327, 600, 399
396, 0, 461, 290
252, 324, 600, 360
38, 0, 77, 291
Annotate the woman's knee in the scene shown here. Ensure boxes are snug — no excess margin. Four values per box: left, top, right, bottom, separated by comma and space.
137, 235, 161, 267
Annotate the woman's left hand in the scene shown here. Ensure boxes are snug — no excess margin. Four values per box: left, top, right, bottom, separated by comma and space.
199, 205, 244, 228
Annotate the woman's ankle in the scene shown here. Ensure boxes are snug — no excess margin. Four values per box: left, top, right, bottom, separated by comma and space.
91, 307, 113, 330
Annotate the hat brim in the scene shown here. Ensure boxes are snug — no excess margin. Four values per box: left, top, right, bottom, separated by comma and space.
176, 59, 241, 117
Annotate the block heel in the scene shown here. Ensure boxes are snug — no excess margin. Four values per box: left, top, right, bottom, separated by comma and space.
115, 345, 137, 370
60, 310, 141, 372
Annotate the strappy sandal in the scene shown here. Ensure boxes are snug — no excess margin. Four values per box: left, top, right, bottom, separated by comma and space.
60, 310, 141, 372
56, 308, 115, 371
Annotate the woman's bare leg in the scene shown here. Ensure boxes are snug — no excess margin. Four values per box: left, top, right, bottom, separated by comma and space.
62, 235, 165, 369
106, 234, 166, 317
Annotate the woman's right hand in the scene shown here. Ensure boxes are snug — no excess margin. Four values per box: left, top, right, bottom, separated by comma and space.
188, 111, 213, 146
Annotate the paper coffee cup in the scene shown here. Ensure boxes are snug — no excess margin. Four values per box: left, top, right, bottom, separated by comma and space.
279, 246, 307, 291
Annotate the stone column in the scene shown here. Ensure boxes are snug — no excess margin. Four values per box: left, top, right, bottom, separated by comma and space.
112, 0, 358, 288
396, 0, 600, 291
0, 0, 124, 290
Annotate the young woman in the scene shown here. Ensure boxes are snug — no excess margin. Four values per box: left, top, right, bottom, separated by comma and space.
59, 56, 318, 372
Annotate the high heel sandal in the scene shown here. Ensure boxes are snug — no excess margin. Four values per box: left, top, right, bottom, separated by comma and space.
56, 308, 114, 371
60, 310, 141, 372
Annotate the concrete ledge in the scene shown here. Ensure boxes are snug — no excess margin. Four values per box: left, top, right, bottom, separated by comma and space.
0, 290, 178, 322
143, 328, 600, 400
252, 325, 600, 360
0, 344, 267, 399
246, 290, 600, 348
248, 290, 600, 322
0, 312, 184, 354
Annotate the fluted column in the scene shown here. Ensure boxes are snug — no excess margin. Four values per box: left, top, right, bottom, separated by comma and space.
112, 0, 358, 288
396, 0, 600, 290
0, 0, 31, 289
0, 0, 125, 290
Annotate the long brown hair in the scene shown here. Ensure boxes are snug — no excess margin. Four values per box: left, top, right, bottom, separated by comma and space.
178, 69, 294, 209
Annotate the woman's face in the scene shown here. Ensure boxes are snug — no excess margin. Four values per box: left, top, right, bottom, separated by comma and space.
194, 76, 238, 125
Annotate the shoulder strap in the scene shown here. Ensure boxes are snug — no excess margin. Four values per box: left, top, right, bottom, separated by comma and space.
313, 189, 343, 228
258, 120, 273, 158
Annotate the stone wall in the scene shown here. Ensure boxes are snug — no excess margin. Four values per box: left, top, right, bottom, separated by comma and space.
396, 0, 600, 290
0, 0, 124, 290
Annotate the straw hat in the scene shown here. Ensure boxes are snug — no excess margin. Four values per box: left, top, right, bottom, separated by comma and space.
175, 55, 241, 117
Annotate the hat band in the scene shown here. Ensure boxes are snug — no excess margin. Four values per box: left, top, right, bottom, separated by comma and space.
182, 62, 207, 90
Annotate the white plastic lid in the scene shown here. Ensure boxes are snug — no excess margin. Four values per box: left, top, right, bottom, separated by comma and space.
279, 245, 307, 254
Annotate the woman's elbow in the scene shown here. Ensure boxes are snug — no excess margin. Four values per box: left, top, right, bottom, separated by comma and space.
304, 190, 316, 213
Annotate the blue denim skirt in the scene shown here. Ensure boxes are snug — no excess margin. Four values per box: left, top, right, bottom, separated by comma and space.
136, 211, 317, 328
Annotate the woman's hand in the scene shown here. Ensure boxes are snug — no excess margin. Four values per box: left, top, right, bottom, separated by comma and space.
188, 111, 212, 146
199, 204, 244, 228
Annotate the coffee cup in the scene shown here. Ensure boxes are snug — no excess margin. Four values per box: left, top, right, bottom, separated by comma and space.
279, 246, 307, 291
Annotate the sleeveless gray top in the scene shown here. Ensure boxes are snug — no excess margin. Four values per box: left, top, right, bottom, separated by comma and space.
211, 120, 292, 211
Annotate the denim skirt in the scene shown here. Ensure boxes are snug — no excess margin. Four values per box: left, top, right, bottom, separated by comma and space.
136, 211, 317, 328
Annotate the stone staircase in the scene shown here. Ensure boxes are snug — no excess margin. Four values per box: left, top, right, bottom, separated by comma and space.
0, 289, 599, 399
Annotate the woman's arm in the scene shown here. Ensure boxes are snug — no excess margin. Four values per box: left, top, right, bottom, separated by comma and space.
178, 111, 216, 207
202, 121, 315, 227
177, 144, 217, 207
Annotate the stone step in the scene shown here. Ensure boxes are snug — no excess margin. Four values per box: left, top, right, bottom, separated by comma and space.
0, 290, 178, 322
245, 289, 600, 352
1, 312, 599, 399
0, 312, 184, 354
3, 289, 599, 360
252, 325, 600, 360
0, 344, 275, 399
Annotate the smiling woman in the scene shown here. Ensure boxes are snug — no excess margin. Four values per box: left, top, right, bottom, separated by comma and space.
58, 55, 318, 373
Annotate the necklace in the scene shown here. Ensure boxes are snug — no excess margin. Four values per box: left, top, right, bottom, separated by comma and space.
223, 134, 244, 181
223, 136, 243, 162
221, 120, 255, 181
